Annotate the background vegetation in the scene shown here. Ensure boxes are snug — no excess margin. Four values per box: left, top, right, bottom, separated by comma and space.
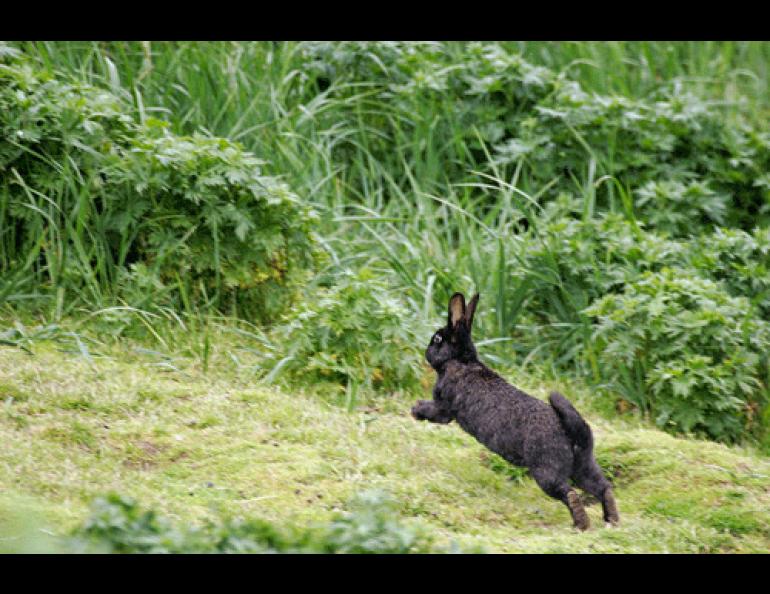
2, 41, 770, 553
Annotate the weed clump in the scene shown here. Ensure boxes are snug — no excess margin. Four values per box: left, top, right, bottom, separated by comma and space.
61, 490, 456, 553
261, 268, 427, 399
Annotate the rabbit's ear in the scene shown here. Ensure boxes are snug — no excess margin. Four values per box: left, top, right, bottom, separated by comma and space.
465, 293, 480, 329
448, 293, 466, 329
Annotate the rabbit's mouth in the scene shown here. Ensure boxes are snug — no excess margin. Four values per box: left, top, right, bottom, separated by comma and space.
425, 347, 437, 368
425, 347, 447, 372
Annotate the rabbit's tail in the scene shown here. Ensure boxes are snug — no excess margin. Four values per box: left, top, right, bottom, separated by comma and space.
549, 391, 593, 453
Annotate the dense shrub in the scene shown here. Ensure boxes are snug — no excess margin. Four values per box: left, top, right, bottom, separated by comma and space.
298, 42, 562, 185
634, 180, 729, 237
584, 269, 770, 441
520, 209, 681, 301
504, 208, 684, 366
262, 268, 427, 397
497, 206, 770, 442
0, 51, 314, 321
103, 123, 315, 320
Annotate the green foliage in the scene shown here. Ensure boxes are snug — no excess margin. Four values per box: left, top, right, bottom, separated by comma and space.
103, 124, 316, 320
685, 226, 770, 317
262, 268, 427, 397
585, 269, 770, 441
322, 490, 437, 553
66, 490, 444, 553
504, 208, 682, 369
70, 493, 192, 553
295, 42, 770, 229
493, 203, 770, 442
635, 180, 728, 236
5, 41, 770, 445
0, 49, 314, 322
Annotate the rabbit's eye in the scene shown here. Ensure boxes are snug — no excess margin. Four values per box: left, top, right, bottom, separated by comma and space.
433, 334, 443, 344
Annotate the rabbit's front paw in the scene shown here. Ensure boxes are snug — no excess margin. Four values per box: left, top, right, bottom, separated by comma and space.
411, 401, 431, 420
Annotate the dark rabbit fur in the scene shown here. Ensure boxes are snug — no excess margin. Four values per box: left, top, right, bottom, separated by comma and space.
411, 292, 619, 530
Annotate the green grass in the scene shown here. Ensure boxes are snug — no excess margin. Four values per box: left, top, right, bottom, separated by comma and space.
18, 42, 770, 135
2, 322, 769, 553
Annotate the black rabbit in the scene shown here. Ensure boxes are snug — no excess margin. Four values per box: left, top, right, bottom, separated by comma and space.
411, 292, 619, 530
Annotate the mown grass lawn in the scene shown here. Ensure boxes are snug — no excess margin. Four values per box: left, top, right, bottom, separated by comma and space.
2, 330, 769, 553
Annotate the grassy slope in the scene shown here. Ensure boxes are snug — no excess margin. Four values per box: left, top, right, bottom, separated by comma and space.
1, 328, 769, 553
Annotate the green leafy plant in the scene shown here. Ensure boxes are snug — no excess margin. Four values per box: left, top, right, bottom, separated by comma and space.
262, 268, 427, 399
685, 226, 770, 317
584, 268, 770, 441
103, 122, 316, 320
323, 490, 435, 553
635, 180, 728, 237
0, 50, 315, 322
64, 490, 447, 553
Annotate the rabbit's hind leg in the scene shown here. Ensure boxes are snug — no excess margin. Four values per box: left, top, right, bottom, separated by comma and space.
530, 466, 590, 531
600, 487, 620, 526
573, 463, 619, 526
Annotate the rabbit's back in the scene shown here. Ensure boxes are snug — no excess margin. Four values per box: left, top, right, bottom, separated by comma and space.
447, 362, 574, 470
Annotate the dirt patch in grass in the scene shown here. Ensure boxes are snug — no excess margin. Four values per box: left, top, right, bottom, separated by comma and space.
121, 440, 169, 470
